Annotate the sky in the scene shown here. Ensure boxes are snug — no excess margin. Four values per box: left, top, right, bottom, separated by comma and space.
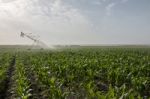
0, 0, 150, 45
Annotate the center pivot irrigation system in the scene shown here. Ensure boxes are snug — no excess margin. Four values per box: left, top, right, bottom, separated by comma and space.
20, 32, 48, 49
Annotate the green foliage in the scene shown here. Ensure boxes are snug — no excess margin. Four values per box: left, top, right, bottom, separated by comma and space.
14, 58, 31, 99
16, 48, 149, 98
0, 48, 150, 99
0, 52, 12, 92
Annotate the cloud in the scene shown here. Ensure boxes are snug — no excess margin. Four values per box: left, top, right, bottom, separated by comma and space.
105, 0, 129, 16
0, 0, 93, 44
0, 0, 17, 3
121, 0, 129, 3
0, 0, 91, 28
105, 2, 116, 16
102, 0, 107, 2
92, 0, 102, 5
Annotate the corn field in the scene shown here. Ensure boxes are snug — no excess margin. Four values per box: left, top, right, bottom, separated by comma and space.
0, 48, 150, 99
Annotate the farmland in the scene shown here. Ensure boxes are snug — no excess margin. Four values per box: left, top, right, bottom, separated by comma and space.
0, 46, 150, 99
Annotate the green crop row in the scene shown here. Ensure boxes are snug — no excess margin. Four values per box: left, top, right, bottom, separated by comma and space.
0, 52, 13, 95
11, 55, 31, 99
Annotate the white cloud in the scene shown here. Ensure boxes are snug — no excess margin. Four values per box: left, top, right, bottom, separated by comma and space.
0, 0, 90, 26
102, 0, 107, 2
0, 0, 92, 44
121, 0, 129, 3
104, 0, 130, 16
105, 2, 116, 16
92, 0, 102, 5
